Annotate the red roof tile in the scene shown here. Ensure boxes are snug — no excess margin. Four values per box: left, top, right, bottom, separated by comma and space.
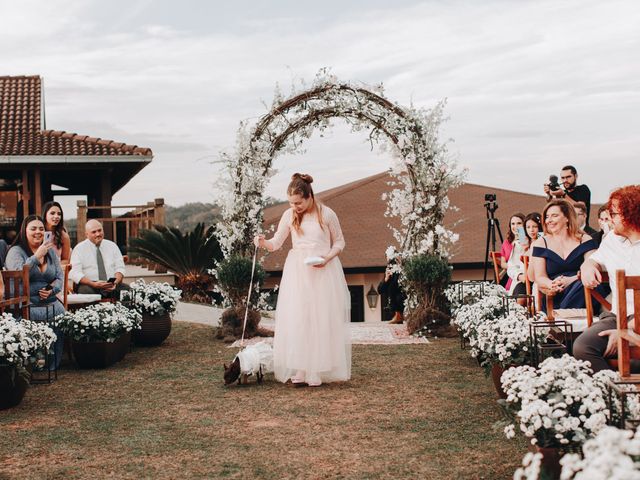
0, 75, 152, 157
261, 171, 602, 271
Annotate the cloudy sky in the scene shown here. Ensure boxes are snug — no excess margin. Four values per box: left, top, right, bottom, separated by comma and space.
2, 0, 639, 212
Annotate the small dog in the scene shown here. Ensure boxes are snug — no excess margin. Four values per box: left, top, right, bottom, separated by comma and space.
223, 341, 274, 385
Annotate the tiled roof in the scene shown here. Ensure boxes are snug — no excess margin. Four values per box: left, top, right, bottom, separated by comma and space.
0, 75, 152, 157
261, 171, 602, 271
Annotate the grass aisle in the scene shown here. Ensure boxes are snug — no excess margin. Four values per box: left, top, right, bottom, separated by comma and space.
0, 323, 527, 479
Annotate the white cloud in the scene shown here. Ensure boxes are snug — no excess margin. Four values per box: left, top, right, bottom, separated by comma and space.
1, 0, 639, 208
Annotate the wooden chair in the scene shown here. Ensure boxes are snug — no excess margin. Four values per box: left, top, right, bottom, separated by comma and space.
1, 265, 30, 319
585, 272, 611, 328
490, 251, 502, 284
521, 255, 536, 315
614, 270, 640, 379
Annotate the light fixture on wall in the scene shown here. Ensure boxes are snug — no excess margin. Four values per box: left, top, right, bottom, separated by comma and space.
366, 285, 379, 309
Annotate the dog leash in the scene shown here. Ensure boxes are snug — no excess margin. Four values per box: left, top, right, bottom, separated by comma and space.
239, 243, 259, 348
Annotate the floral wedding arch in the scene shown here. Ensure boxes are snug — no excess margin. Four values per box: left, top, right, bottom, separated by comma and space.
215, 71, 465, 263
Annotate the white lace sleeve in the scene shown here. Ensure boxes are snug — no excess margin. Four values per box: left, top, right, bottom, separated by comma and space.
265, 209, 292, 252
326, 207, 345, 254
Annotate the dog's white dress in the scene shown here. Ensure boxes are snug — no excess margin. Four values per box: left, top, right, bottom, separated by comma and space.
236, 341, 274, 376
266, 206, 351, 384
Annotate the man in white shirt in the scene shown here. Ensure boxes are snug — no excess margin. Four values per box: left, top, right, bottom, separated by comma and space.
573, 185, 640, 372
70, 219, 127, 298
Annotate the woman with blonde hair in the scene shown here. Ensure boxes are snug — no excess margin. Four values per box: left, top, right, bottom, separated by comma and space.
255, 173, 351, 387
531, 199, 597, 312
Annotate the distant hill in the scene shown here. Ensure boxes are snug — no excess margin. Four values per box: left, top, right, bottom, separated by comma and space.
165, 202, 221, 231
165, 197, 283, 232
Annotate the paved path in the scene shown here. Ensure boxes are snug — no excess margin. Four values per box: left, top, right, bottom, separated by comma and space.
173, 302, 428, 346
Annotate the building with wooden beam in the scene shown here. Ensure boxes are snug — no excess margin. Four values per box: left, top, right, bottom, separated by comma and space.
0, 75, 152, 240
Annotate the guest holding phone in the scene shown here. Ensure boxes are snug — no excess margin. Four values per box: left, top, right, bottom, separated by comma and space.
70, 220, 127, 298
500, 213, 526, 290
507, 213, 542, 302
42, 201, 71, 265
5, 215, 65, 368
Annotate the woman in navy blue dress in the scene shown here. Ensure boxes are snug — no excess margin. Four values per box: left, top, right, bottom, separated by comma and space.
531, 199, 600, 312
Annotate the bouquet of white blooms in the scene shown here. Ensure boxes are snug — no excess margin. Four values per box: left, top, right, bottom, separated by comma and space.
470, 308, 547, 372
559, 426, 640, 479
445, 281, 505, 315
53, 303, 141, 342
502, 355, 613, 448
453, 294, 508, 344
122, 280, 182, 316
0, 312, 57, 367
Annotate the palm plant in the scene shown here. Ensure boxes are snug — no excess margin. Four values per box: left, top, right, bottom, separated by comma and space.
128, 223, 222, 303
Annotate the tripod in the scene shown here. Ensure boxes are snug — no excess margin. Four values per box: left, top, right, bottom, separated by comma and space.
483, 198, 504, 282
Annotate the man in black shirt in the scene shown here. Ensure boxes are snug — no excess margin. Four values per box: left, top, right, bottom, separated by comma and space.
544, 165, 591, 224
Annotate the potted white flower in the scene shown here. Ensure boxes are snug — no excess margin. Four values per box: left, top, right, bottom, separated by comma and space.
0, 312, 57, 409
469, 307, 548, 398
452, 294, 507, 348
53, 303, 141, 368
559, 426, 640, 479
445, 281, 505, 316
502, 355, 615, 478
121, 280, 182, 346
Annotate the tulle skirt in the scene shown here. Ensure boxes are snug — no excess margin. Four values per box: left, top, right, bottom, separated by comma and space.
273, 248, 351, 384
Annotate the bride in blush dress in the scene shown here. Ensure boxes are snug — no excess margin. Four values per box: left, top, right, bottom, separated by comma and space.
254, 173, 351, 387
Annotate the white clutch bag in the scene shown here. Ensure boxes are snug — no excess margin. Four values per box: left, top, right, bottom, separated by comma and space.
304, 256, 325, 266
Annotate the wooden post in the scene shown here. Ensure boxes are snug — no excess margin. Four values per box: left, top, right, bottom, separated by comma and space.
21, 170, 29, 218
77, 200, 87, 240
34, 168, 42, 215
154, 198, 165, 227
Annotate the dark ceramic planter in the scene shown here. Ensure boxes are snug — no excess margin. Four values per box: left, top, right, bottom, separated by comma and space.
134, 312, 171, 347
535, 446, 562, 480
490, 363, 510, 399
71, 332, 131, 369
0, 365, 30, 410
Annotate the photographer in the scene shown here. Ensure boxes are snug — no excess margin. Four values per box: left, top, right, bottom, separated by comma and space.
543, 165, 591, 224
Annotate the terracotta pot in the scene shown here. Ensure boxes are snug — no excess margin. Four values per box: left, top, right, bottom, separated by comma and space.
535, 446, 562, 480
134, 312, 172, 347
0, 365, 30, 410
71, 332, 131, 369
490, 363, 509, 399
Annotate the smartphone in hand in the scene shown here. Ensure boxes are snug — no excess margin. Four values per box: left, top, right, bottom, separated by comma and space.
44, 231, 53, 244
517, 226, 527, 244
44, 284, 53, 291
107, 277, 117, 284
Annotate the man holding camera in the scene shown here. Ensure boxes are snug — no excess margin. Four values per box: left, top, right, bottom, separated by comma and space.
544, 165, 592, 224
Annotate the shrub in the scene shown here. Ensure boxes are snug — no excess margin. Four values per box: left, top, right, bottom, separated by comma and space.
402, 254, 452, 336
215, 255, 265, 307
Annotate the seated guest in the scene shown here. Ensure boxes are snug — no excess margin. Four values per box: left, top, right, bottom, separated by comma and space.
70, 220, 127, 297
594, 203, 613, 246
507, 212, 542, 302
0, 238, 8, 268
573, 185, 640, 372
5, 215, 65, 368
500, 213, 526, 290
377, 259, 406, 324
531, 199, 599, 312
42, 201, 71, 265
574, 201, 598, 238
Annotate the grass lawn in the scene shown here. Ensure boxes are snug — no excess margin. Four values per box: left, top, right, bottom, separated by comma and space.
0, 323, 527, 479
